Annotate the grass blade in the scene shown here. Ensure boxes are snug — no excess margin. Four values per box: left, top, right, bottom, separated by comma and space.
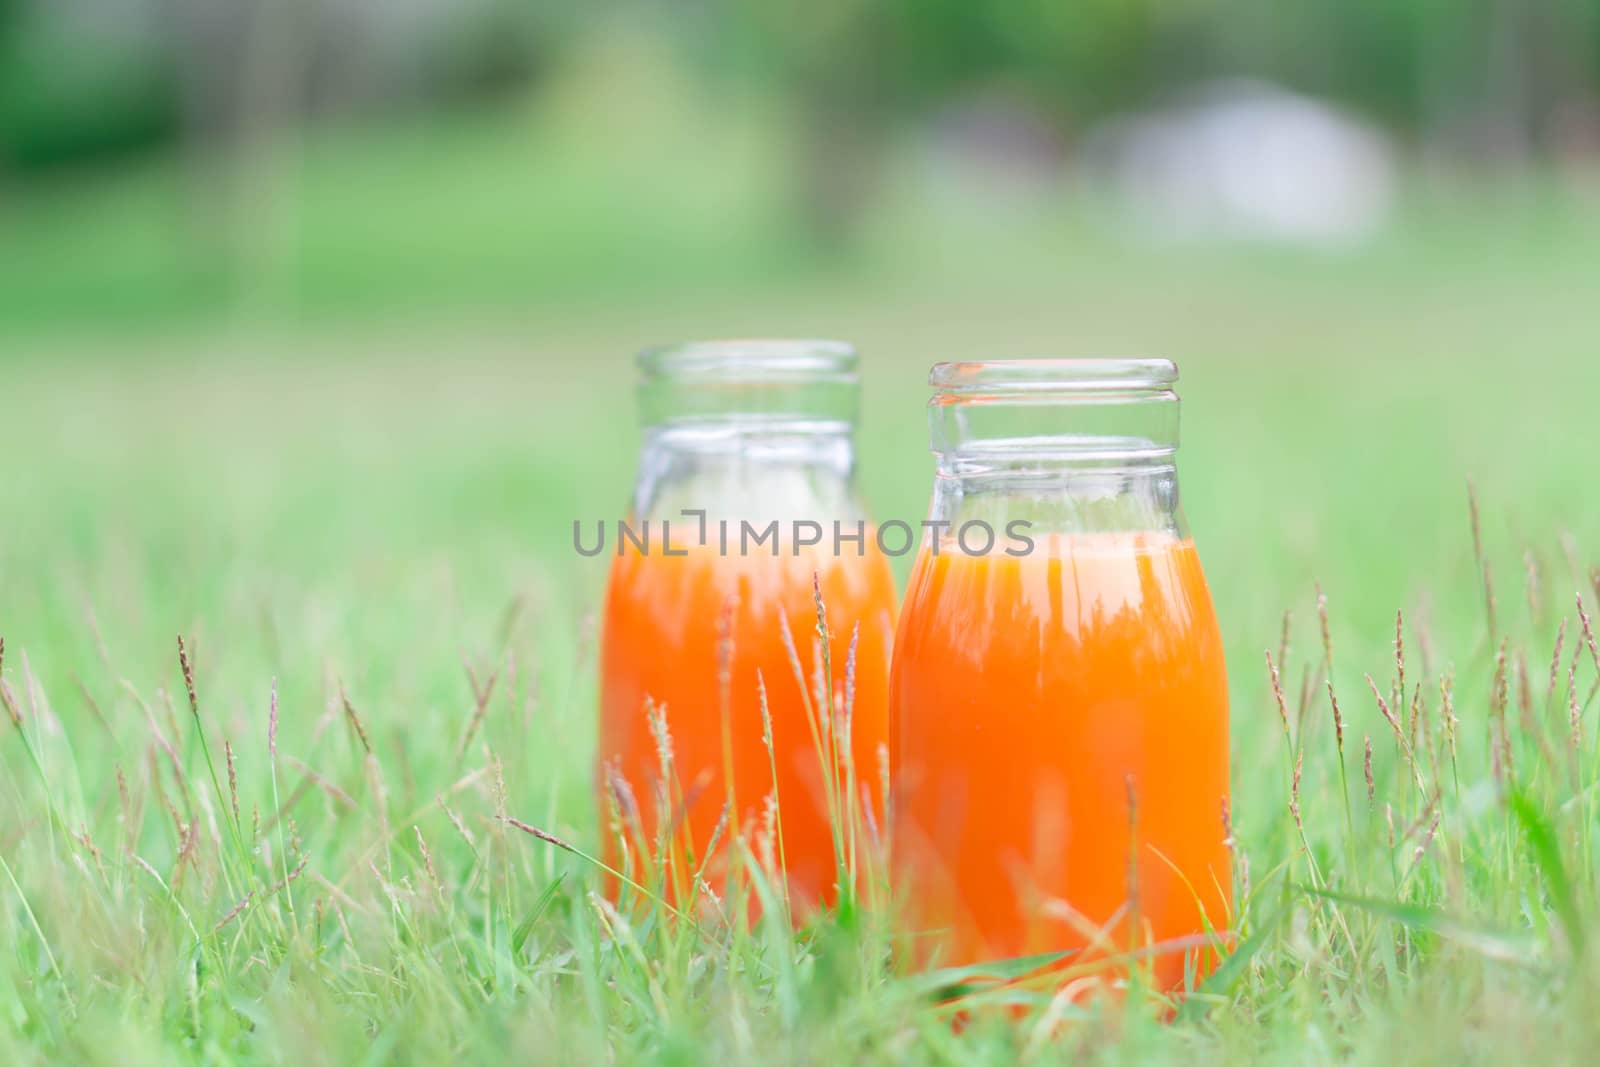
512, 871, 569, 956
1508, 791, 1586, 957
1174, 901, 1287, 1022
1301, 885, 1537, 963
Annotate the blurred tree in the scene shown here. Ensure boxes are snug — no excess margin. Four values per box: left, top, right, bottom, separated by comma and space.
0, 0, 570, 173
3, 0, 1598, 200
714, 0, 900, 248
697, 0, 1194, 246
689, 0, 1600, 241
0, 0, 177, 168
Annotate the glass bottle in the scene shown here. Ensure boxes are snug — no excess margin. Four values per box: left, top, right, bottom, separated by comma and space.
890, 359, 1230, 993
598, 340, 897, 918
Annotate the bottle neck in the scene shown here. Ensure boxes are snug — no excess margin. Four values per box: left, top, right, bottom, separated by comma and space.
929, 454, 1183, 538
635, 416, 858, 521
637, 339, 859, 426
632, 341, 863, 523
925, 359, 1186, 538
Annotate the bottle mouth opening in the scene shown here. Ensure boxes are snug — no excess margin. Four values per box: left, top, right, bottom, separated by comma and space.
639, 340, 858, 384
929, 358, 1177, 399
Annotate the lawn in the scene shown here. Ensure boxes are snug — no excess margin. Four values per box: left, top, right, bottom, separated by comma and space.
4, 135, 1600, 1061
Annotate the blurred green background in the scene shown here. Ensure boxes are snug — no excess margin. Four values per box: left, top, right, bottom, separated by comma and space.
4, 9, 1600, 1061
3, 0, 1599, 335
2, 0, 1598, 765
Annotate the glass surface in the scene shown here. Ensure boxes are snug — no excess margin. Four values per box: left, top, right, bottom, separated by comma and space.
890, 359, 1231, 994
598, 340, 897, 917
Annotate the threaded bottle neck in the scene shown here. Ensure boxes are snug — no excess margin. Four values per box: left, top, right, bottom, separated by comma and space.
929, 359, 1180, 475
638, 339, 860, 432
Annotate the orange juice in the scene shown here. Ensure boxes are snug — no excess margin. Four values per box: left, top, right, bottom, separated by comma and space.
600, 540, 896, 915
890, 532, 1229, 991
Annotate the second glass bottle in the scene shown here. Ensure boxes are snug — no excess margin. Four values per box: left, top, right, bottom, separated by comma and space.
598, 340, 897, 918
890, 358, 1231, 993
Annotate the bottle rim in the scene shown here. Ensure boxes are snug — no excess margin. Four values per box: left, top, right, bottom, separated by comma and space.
929, 358, 1177, 397
928, 358, 1180, 463
639, 339, 858, 384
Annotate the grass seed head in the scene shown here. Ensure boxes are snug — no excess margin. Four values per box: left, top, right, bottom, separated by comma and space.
1394, 608, 1406, 703
172, 820, 199, 893
1289, 751, 1304, 832
758, 791, 778, 874
0, 639, 22, 730
1410, 679, 1424, 757
859, 780, 882, 853
1549, 618, 1568, 704
1413, 810, 1442, 865
1570, 658, 1583, 759
1578, 592, 1600, 675
1490, 641, 1512, 783
502, 817, 576, 853
268, 678, 279, 760
606, 761, 641, 827
1316, 584, 1333, 668
1265, 650, 1290, 741
225, 740, 239, 826
842, 621, 860, 738
269, 856, 308, 898
1366, 673, 1404, 747
1363, 735, 1375, 804
456, 659, 498, 761
1327, 679, 1345, 754
215, 890, 255, 934
756, 670, 773, 750
73, 823, 107, 883
415, 826, 442, 895
646, 697, 675, 780
1441, 672, 1458, 755
1, 679, 19, 730
438, 797, 476, 850
811, 570, 829, 641
177, 635, 199, 719
339, 685, 373, 755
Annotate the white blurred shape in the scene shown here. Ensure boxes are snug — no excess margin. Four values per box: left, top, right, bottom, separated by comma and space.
1084, 79, 1396, 244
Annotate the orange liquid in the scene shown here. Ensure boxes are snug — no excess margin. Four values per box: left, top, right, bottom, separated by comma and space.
599, 539, 896, 916
890, 533, 1230, 992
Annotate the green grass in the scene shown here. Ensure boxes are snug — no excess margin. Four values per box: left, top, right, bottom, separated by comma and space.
6, 142, 1600, 1062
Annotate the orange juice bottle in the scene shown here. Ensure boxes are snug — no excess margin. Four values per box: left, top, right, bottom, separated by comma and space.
890, 359, 1230, 996
597, 341, 896, 919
